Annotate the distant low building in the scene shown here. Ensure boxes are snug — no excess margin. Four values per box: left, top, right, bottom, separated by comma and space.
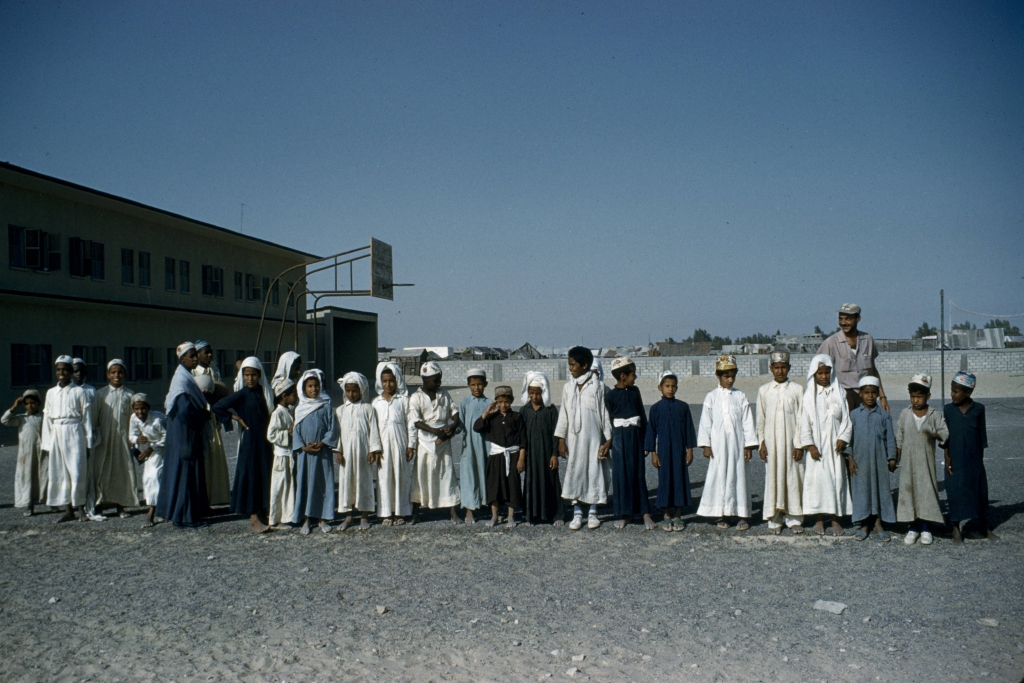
404, 346, 452, 358
655, 341, 712, 356
457, 346, 507, 361
389, 349, 428, 378
509, 342, 544, 360
772, 333, 825, 354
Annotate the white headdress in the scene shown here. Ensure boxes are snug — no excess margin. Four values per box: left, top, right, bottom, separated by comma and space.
176, 342, 196, 359
338, 371, 370, 405
272, 351, 302, 387
375, 362, 408, 398
293, 369, 330, 429
237, 356, 275, 411
520, 371, 551, 406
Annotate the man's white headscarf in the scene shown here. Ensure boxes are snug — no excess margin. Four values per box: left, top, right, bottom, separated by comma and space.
235, 356, 275, 411
375, 362, 408, 398
272, 351, 302, 388
520, 371, 551, 406
164, 363, 207, 415
293, 369, 330, 429
338, 372, 370, 405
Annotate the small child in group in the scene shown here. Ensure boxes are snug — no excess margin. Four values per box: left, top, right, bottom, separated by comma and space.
646, 371, 696, 532
606, 357, 653, 530
459, 368, 490, 523
696, 355, 757, 530
129, 393, 166, 528
756, 350, 805, 535
519, 372, 563, 526
473, 385, 526, 528
43, 355, 94, 523
555, 346, 612, 530
894, 374, 948, 545
373, 362, 413, 526
2, 389, 45, 516
848, 376, 897, 541
267, 378, 299, 529
408, 362, 462, 524
800, 354, 852, 536
292, 369, 338, 534
943, 372, 995, 544
93, 359, 138, 518
335, 372, 383, 531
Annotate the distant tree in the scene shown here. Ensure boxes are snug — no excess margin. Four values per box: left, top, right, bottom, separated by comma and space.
913, 322, 938, 338
985, 318, 1022, 336
736, 333, 773, 345
813, 325, 824, 335
692, 328, 712, 343
775, 329, 781, 336
952, 321, 976, 330
710, 335, 732, 350
665, 336, 676, 344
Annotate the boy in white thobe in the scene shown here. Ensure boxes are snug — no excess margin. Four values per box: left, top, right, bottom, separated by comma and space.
373, 362, 413, 525
93, 359, 138, 516
408, 362, 461, 523
697, 355, 758, 529
2, 389, 45, 514
555, 346, 612, 531
267, 378, 298, 528
129, 393, 166, 527
335, 371, 383, 530
756, 349, 805, 534
43, 355, 94, 523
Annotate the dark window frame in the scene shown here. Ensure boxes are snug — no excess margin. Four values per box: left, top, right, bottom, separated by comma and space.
179, 260, 190, 293
11, 343, 53, 386
121, 248, 134, 285
165, 257, 176, 291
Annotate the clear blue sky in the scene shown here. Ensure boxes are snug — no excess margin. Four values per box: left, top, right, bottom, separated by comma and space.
2, 1, 1022, 349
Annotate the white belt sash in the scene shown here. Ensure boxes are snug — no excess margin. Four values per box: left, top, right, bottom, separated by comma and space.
612, 416, 641, 428
488, 442, 520, 475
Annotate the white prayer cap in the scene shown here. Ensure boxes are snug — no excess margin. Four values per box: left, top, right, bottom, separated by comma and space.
420, 361, 442, 377
106, 358, 126, 371
610, 356, 634, 371
22, 388, 41, 400
466, 367, 487, 380
194, 374, 215, 393
838, 303, 861, 315
72, 357, 86, 366
909, 374, 932, 390
272, 377, 295, 397
769, 348, 790, 363
55, 354, 73, 366
658, 371, 677, 383
130, 392, 149, 406
176, 342, 196, 358
858, 376, 880, 389
528, 378, 543, 388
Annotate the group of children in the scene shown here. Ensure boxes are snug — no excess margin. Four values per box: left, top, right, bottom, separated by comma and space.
3, 344, 993, 544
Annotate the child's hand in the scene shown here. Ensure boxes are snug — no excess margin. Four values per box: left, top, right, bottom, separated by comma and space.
484, 401, 498, 417
13, 396, 24, 408
516, 456, 525, 474
335, 450, 345, 466
232, 415, 249, 431
758, 441, 768, 460
793, 448, 803, 462
370, 450, 382, 466
944, 451, 953, 475
743, 448, 753, 462
406, 447, 415, 462
557, 438, 567, 458
808, 445, 821, 461
549, 455, 559, 470
835, 439, 847, 452
137, 434, 149, 445
597, 442, 611, 459
887, 459, 897, 472
650, 452, 660, 468
847, 456, 858, 476
685, 448, 693, 466
702, 446, 713, 459
301, 444, 319, 454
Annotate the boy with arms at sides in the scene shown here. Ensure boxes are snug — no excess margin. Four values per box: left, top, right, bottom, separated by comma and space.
894, 374, 948, 545
267, 378, 299, 529
292, 370, 338, 535
606, 357, 654, 530
847, 376, 897, 541
192, 340, 231, 508
473, 385, 526, 528
800, 354, 852, 536
373, 362, 413, 526
93, 359, 138, 518
2, 389, 45, 516
408, 362, 461, 524
520, 372, 563, 526
646, 372, 696, 532
696, 355, 757, 530
459, 369, 490, 523
42, 355, 94, 523
555, 346, 612, 531
335, 372, 383, 531
129, 393, 165, 528
943, 372, 995, 544
756, 349, 805, 535
72, 357, 104, 521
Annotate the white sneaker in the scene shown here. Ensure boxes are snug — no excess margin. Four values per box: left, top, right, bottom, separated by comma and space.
920, 531, 934, 545
904, 530, 919, 545
587, 514, 601, 530
569, 515, 583, 531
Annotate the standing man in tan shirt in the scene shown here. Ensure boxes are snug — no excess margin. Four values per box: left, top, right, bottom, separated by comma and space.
817, 303, 890, 412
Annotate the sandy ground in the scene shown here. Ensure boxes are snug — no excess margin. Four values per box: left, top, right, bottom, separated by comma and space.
1, 393, 1022, 683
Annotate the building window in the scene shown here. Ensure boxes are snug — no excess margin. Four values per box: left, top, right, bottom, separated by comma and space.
121, 248, 134, 285
165, 257, 176, 290
71, 346, 107, 381
138, 252, 151, 287
9, 226, 61, 272
201, 265, 224, 297
179, 260, 190, 293
216, 349, 232, 379
166, 348, 177, 374
263, 350, 273, 365
234, 271, 243, 300
124, 347, 161, 382
11, 344, 52, 386
262, 277, 270, 305
286, 281, 295, 308
271, 280, 280, 306
70, 238, 104, 280
245, 273, 261, 302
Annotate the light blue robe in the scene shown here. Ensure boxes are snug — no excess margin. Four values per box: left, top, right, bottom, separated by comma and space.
293, 404, 339, 521
459, 395, 490, 510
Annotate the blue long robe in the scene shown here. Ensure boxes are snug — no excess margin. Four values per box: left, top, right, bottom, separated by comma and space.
292, 404, 339, 521
213, 387, 273, 517
943, 401, 989, 523
849, 405, 897, 523
606, 386, 650, 515
459, 395, 490, 510
645, 397, 697, 509
156, 394, 209, 526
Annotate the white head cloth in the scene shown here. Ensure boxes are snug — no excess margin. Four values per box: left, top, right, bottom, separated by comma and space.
520, 371, 551, 406
130, 392, 149, 406
420, 361, 442, 377
176, 342, 196, 359
237, 356, 275, 411
164, 363, 207, 414
466, 367, 487, 380
804, 353, 842, 437
858, 376, 880, 389
375, 361, 408, 398
106, 358, 126, 371
293, 369, 330, 429
272, 377, 295, 398
272, 351, 302, 388
55, 354, 73, 366
338, 371, 370, 405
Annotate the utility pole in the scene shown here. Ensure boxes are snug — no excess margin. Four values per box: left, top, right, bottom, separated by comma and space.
940, 289, 945, 405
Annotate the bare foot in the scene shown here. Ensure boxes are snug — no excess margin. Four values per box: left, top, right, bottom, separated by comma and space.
829, 520, 844, 537
76, 508, 89, 522
319, 520, 331, 534
339, 516, 353, 532
771, 526, 782, 535
142, 509, 155, 529
141, 519, 154, 528
250, 516, 270, 533
506, 516, 517, 529
301, 519, 311, 535
485, 516, 498, 527
985, 530, 1000, 541
952, 525, 963, 544
812, 520, 825, 536
359, 516, 370, 530
790, 525, 804, 535
614, 518, 627, 529
465, 509, 476, 524
553, 518, 565, 527
449, 508, 462, 525
643, 514, 656, 530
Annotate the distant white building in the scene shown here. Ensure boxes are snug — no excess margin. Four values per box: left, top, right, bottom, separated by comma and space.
404, 346, 453, 358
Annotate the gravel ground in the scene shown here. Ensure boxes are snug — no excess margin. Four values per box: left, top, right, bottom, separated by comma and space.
1, 396, 1022, 683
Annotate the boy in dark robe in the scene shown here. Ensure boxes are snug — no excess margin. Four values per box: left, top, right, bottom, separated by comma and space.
474, 385, 526, 528
646, 372, 696, 531
519, 372, 564, 526
943, 372, 995, 544
607, 357, 654, 530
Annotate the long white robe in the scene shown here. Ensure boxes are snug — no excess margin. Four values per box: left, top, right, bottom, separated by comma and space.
756, 380, 805, 527
408, 388, 461, 509
696, 387, 758, 518
2, 409, 45, 507
373, 394, 412, 517
92, 385, 139, 507
800, 383, 853, 516
554, 373, 612, 505
129, 411, 166, 506
41, 383, 93, 507
193, 364, 231, 506
267, 404, 296, 525
336, 402, 382, 513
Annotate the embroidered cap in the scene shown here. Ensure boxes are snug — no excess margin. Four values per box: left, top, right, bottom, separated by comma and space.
420, 361, 442, 377
952, 371, 976, 389
715, 355, 738, 372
